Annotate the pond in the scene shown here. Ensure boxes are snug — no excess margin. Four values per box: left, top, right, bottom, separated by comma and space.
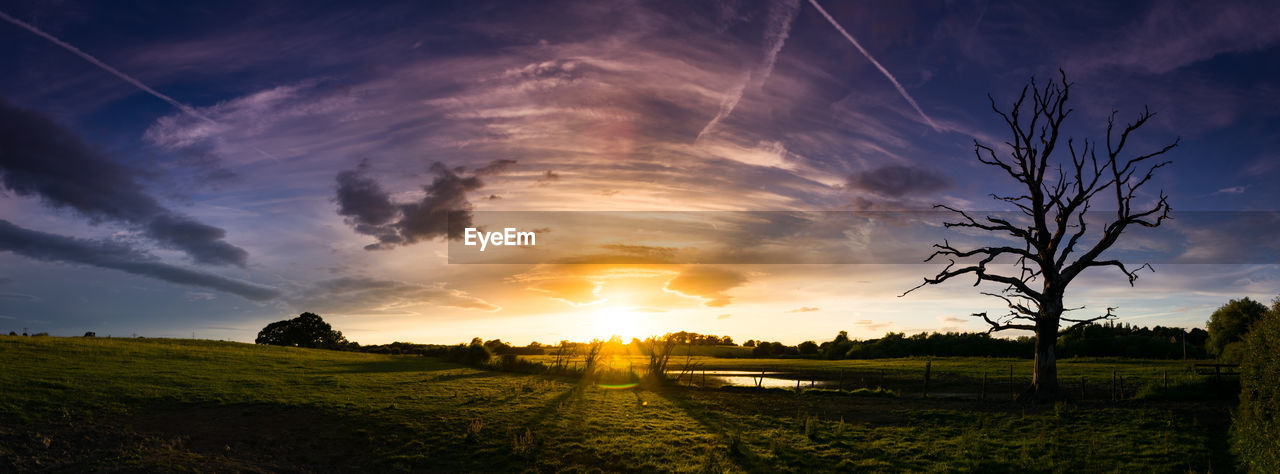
667, 370, 837, 388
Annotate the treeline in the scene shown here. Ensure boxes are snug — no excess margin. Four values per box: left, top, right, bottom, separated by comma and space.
747, 322, 1209, 360
251, 312, 1208, 360
355, 332, 737, 358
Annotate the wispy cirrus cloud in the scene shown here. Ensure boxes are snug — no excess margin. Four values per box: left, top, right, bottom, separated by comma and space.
786, 306, 819, 313
696, 0, 800, 142
286, 276, 499, 314
807, 0, 939, 131
1063, 1, 1280, 76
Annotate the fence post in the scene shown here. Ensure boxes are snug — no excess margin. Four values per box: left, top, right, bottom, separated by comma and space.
923, 361, 932, 398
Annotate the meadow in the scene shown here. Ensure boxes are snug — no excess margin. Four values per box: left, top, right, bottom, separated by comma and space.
0, 336, 1235, 472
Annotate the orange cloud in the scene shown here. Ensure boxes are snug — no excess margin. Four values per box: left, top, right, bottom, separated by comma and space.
664, 266, 748, 307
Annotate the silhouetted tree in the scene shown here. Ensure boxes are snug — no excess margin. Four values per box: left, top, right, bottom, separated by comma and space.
797, 340, 819, 355
255, 312, 351, 349
646, 334, 677, 377
904, 71, 1178, 399
1206, 297, 1268, 362
83, 331, 95, 337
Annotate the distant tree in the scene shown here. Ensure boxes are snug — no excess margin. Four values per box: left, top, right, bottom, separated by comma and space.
7, 331, 15, 336
821, 331, 855, 359
797, 340, 819, 355
903, 71, 1178, 399
743, 339, 756, 347
483, 338, 513, 355
83, 331, 96, 337
1207, 297, 1268, 362
751, 341, 798, 357
255, 312, 351, 349
1233, 299, 1280, 470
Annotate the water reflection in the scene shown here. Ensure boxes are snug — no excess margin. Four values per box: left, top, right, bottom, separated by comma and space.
667, 370, 836, 388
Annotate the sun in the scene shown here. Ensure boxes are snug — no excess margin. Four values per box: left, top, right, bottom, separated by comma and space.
592, 307, 647, 341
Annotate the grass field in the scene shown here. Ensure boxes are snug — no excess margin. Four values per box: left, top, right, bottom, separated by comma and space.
0, 336, 1235, 472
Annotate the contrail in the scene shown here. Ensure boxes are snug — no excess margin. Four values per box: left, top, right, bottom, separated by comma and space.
806, 0, 940, 131
0, 9, 216, 125
696, 0, 800, 143
0, 9, 280, 160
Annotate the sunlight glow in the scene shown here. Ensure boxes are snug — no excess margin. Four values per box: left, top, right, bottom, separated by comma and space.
592, 306, 648, 341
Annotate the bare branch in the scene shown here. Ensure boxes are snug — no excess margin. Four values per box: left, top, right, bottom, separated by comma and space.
970, 312, 1036, 333
1059, 307, 1119, 335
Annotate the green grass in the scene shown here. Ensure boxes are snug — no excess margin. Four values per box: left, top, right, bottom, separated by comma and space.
0, 336, 1234, 472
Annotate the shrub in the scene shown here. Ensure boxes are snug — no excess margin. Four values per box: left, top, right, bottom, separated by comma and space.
1232, 305, 1280, 472
1207, 297, 1267, 361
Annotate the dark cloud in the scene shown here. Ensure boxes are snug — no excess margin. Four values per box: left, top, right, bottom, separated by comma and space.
334, 159, 401, 247
334, 159, 515, 250
845, 164, 951, 198
536, 170, 560, 185
0, 219, 277, 301
0, 99, 249, 266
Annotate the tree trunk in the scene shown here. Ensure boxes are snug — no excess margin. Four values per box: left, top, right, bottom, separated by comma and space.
1032, 325, 1059, 397
1031, 298, 1063, 399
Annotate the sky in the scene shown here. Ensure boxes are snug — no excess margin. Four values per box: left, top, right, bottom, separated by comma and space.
1, 0, 1279, 345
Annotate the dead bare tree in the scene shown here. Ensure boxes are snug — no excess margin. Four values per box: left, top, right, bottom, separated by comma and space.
581, 339, 605, 374
645, 334, 677, 378
551, 340, 571, 373
903, 71, 1177, 399
674, 339, 704, 385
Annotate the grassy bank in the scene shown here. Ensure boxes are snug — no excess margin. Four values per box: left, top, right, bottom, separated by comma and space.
0, 336, 1233, 471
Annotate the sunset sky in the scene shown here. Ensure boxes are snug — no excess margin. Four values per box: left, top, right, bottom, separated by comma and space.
2, 0, 1278, 345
